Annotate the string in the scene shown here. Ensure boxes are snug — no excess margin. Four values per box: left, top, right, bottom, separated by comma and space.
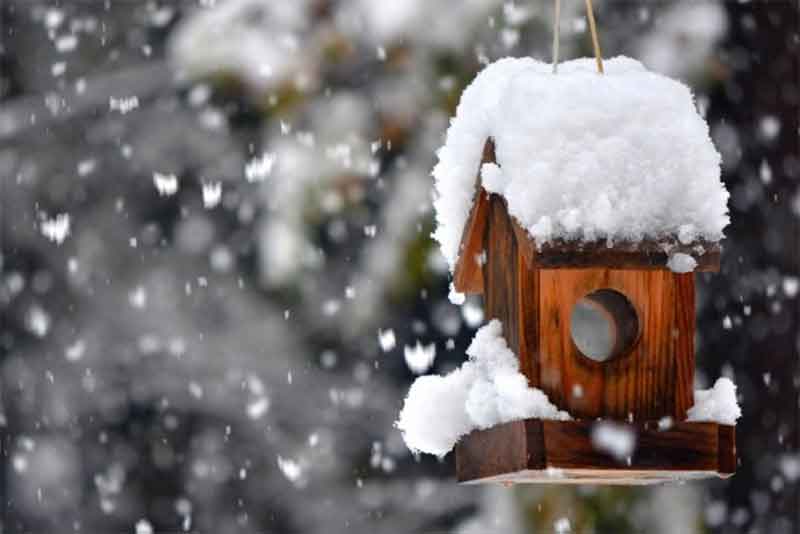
552, 0, 561, 74
584, 0, 604, 74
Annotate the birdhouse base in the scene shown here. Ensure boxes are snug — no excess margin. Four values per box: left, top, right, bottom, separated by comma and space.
455, 418, 735, 485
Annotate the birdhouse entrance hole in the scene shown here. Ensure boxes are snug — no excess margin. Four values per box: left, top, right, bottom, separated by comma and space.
569, 289, 639, 363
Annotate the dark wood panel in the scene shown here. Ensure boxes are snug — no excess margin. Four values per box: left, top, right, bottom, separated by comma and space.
718, 425, 737, 475
530, 238, 721, 272
516, 252, 540, 386
483, 194, 521, 373
455, 419, 533, 481
456, 418, 736, 484
452, 138, 496, 294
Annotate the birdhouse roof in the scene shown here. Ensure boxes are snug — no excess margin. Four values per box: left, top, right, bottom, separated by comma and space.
432, 57, 729, 274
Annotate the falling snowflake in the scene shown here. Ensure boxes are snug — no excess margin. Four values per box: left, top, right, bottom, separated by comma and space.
403, 341, 436, 374
65, 339, 86, 362
201, 181, 222, 208
246, 397, 270, 420
245, 153, 275, 182
27, 306, 51, 338
277, 456, 305, 487
378, 329, 396, 352
40, 213, 71, 244
109, 96, 140, 114
134, 519, 153, 534
153, 172, 179, 196
554, 517, 571, 533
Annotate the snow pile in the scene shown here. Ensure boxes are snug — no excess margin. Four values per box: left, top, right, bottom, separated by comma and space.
432, 56, 729, 271
687, 377, 741, 425
396, 320, 569, 456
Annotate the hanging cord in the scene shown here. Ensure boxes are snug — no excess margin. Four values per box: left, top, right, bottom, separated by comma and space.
552, 0, 561, 74
584, 0, 604, 73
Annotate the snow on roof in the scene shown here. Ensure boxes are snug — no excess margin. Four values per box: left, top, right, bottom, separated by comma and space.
432, 56, 729, 271
396, 320, 569, 457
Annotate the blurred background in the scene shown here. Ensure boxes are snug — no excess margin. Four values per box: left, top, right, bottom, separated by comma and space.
0, 1, 797, 533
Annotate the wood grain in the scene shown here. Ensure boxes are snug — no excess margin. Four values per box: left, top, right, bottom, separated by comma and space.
452, 139, 496, 294
718, 425, 737, 474
529, 238, 720, 272
483, 194, 541, 387
456, 418, 736, 484
538, 269, 695, 420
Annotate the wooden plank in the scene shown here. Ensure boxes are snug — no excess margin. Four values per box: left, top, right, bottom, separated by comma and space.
455, 419, 534, 482
717, 425, 737, 475
459, 468, 719, 485
542, 420, 719, 471
538, 269, 695, 420
516, 251, 540, 386
672, 273, 696, 418
456, 419, 735, 484
452, 188, 489, 293
452, 139, 496, 294
529, 238, 721, 272
483, 194, 522, 374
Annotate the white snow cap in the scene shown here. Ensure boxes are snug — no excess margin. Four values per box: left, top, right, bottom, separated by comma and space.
396, 320, 569, 456
433, 56, 729, 271
687, 377, 741, 426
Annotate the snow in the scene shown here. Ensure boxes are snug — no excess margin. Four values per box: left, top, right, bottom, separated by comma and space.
403, 341, 436, 374
27, 306, 51, 338
667, 252, 698, 273
40, 213, 71, 244
591, 422, 636, 461
153, 172, 179, 196
687, 377, 741, 425
396, 320, 569, 456
169, 0, 315, 92
277, 456, 305, 486
245, 153, 275, 182
64, 339, 86, 362
377, 329, 396, 352
432, 57, 728, 271
55, 34, 78, 53
783, 276, 799, 298
202, 181, 222, 208
636, 2, 728, 80
554, 517, 572, 534
246, 397, 270, 420
134, 519, 153, 534
448, 283, 465, 305
109, 96, 139, 114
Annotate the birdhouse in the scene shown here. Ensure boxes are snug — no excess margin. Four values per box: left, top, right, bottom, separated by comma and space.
395, 56, 740, 485
452, 137, 735, 484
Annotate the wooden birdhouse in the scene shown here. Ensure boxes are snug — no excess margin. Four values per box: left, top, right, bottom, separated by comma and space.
394, 55, 739, 484
452, 137, 735, 484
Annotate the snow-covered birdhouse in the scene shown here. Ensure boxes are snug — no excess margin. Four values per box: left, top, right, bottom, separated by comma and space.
397, 57, 741, 485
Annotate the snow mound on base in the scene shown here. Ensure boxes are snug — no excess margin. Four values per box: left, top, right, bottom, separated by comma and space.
396, 320, 570, 456
432, 56, 728, 271
687, 377, 741, 425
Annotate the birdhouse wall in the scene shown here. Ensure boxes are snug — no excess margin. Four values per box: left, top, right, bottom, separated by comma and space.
481, 197, 696, 422
482, 194, 540, 385
538, 268, 695, 420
